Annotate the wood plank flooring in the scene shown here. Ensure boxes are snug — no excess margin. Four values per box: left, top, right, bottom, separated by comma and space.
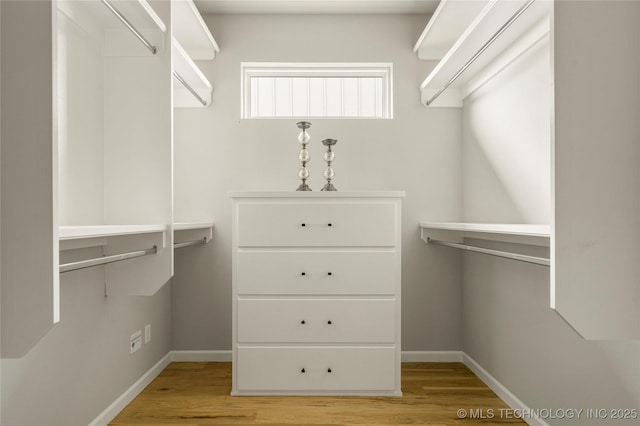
110, 362, 525, 425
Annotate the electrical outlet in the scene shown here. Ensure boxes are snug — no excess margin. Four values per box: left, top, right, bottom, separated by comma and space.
130, 330, 142, 354
144, 324, 151, 344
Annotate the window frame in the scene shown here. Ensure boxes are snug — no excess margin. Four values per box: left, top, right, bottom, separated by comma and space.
240, 62, 394, 119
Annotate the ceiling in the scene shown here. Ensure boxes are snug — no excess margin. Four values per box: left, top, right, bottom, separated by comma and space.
193, 0, 440, 15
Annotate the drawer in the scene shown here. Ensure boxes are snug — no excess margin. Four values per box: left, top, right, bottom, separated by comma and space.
235, 250, 398, 295
236, 202, 397, 247
236, 346, 396, 392
237, 298, 396, 343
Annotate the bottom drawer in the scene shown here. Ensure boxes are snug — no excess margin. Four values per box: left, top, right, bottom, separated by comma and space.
236, 346, 396, 393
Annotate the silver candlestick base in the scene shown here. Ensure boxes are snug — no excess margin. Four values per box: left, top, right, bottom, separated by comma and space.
321, 138, 337, 191
296, 121, 312, 191
297, 182, 312, 191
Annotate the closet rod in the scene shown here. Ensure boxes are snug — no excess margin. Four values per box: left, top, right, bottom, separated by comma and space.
174, 237, 208, 249
173, 71, 207, 106
426, 237, 550, 267
101, 0, 158, 54
425, 0, 536, 106
60, 245, 158, 273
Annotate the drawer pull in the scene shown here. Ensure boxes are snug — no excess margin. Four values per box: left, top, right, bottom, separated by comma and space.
301, 368, 306, 373
327, 272, 333, 276
300, 272, 306, 276
327, 320, 332, 325
301, 223, 306, 227
300, 320, 306, 325
327, 368, 332, 373
328, 223, 332, 227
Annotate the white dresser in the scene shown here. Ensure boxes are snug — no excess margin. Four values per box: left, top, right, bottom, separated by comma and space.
231, 191, 404, 396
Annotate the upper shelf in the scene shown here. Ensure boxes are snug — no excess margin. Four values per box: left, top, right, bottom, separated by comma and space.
420, 222, 550, 246
173, 38, 213, 107
172, 0, 220, 60
173, 222, 214, 247
418, 0, 551, 107
58, 0, 167, 56
59, 224, 168, 252
174, 222, 215, 231
414, 0, 489, 60
59, 224, 168, 241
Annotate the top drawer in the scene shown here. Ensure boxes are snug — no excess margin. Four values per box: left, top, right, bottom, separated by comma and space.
235, 202, 397, 247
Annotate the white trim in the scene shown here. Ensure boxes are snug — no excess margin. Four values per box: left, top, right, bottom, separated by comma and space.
89, 352, 172, 426
463, 353, 549, 426
171, 350, 232, 362
401, 350, 464, 362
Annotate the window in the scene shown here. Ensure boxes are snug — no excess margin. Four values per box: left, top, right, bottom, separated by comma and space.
241, 63, 393, 119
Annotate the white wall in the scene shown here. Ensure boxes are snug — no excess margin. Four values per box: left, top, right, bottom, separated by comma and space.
171, 13, 464, 351
461, 13, 640, 425
462, 36, 550, 224
553, 0, 640, 340
0, 1, 173, 424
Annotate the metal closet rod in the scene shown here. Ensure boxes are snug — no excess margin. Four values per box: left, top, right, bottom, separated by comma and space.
427, 237, 550, 267
101, 0, 157, 55
426, 0, 537, 106
174, 237, 208, 249
173, 71, 208, 106
60, 246, 158, 273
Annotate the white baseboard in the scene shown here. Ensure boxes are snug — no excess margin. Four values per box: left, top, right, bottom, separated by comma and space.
89, 352, 172, 426
171, 350, 232, 362
401, 350, 464, 362
463, 354, 549, 426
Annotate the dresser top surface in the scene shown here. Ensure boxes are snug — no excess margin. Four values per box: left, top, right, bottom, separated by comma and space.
229, 191, 405, 198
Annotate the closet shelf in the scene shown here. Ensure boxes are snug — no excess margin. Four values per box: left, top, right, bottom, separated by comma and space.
172, 0, 220, 60
418, 0, 551, 107
413, 0, 490, 60
420, 222, 550, 247
59, 224, 168, 241
174, 222, 215, 231
173, 38, 213, 107
58, 0, 166, 56
174, 222, 214, 247
58, 225, 168, 271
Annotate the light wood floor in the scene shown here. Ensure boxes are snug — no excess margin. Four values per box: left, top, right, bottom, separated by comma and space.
111, 362, 525, 425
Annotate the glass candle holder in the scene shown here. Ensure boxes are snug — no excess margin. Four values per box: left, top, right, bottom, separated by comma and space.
321, 138, 337, 191
296, 121, 312, 191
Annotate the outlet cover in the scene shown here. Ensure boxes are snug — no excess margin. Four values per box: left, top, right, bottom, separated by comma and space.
144, 324, 151, 344
130, 330, 142, 354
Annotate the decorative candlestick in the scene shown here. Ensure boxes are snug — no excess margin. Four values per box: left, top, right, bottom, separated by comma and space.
321, 138, 337, 191
296, 121, 312, 191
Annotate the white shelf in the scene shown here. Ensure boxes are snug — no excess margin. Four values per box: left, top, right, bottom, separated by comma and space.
173, 222, 215, 231
172, 0, 220, 60
59, 224, 167, 240
414, 0, 489, 60
173, 222, 214, 245
59, 225, 169, 252
420, 222, 549, 246
419, 0, 551, 107
57, 0, 166, 56
173, 38, 213, 107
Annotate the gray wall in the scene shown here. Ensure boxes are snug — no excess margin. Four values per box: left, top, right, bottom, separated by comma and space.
1, 255, 172, 426
171, 13, 464, 351
461, 9, 640, 425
